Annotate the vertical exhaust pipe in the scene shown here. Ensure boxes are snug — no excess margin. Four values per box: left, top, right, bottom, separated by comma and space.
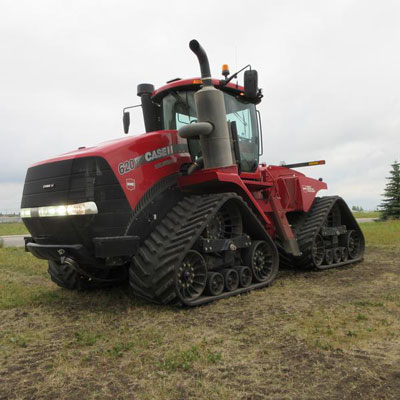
179, 40, 234, 169
189, 40, 212, 84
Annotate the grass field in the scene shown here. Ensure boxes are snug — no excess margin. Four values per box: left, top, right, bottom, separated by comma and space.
360, 219, 400, 247
352, 211, 380, 218
0, 222, 399, 399
0, 223, 28, 236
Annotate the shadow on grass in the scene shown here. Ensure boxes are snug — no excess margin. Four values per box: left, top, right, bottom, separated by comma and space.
28, 284, 182, 316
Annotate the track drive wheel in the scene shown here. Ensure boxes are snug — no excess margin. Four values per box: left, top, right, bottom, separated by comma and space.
176, 250, 207, 302
203, 202, 242, 239
244, 240, 279, 283
205, 272, 224, 296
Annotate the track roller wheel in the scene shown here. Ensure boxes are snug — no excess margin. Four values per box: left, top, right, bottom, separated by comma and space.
345, 230, 362, 259
311, 234, 325, 267
234, 266, 253, 288
333, 247, 342, 263
205, 272, 224, 296
221, 269, 239, 291
176, 250, 207, 302
244, 240, 279, 283
341, 247, 349, 261
324, 249, 333, 265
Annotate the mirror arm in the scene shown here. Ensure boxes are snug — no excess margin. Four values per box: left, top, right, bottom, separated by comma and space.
123, 104, 141, 113
220, 64, 251, 87
122, 104, 141, 134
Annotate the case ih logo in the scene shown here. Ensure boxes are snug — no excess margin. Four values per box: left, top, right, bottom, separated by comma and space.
126, 179, 136, 191
117, 144, 189, 175
42, 183, 55, 189
145, 145, 174, 162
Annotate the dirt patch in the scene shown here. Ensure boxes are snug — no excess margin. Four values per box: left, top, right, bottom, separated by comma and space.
0, 246, 399, 399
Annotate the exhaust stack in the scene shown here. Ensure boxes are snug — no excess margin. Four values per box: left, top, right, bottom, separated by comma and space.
179, 40, 234, 169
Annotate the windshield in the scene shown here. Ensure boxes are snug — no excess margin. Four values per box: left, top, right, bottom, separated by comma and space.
162, 90, 259, 172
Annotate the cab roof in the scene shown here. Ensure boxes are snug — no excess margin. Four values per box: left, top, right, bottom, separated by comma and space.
152, 78, 260, 104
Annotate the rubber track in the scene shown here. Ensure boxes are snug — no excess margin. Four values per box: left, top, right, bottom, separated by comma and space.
293, 196, 338, 269
48, 261, 112, 290
293, 196, 364, 269
48, 260, 83, 290
48, 259, 127, 290
129, 193, 278, 306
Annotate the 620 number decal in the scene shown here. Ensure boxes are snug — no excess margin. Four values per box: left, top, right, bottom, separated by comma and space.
118, 159, 136, 175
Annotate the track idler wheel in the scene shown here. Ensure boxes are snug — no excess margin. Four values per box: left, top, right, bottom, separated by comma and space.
222, 269, 239, 291
345, 230, 362, 259
234, 266, 253, 288
176, 250, 207, 302
311, 234, 325, 267
205, 271, 224, 296
244, 240, 278, 283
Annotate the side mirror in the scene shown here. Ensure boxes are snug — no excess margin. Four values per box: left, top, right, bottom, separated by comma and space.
244, 70, 258, 99
123, 112, 130, 134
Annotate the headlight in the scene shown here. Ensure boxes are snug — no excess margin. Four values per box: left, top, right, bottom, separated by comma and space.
20, 202, 98, 218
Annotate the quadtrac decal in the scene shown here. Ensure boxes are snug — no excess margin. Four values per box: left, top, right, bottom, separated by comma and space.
302, 185, 316, 193
118, 144, 188, 175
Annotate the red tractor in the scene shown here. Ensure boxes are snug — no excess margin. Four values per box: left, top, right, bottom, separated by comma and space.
21, 40, 364, 306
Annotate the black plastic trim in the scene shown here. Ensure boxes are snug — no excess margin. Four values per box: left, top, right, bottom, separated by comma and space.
93, 236, 140, 258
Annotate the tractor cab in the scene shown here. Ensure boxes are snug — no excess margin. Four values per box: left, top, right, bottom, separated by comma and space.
149, 78, 262, 172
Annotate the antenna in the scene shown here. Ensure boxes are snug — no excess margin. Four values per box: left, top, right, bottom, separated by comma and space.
235, 45, 238, 86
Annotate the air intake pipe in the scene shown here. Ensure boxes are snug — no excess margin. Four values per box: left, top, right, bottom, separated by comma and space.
137, 83, 160, 133
178, 40, 234, 169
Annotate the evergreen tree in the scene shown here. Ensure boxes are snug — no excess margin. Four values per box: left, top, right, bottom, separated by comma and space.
380, 160, 400, 219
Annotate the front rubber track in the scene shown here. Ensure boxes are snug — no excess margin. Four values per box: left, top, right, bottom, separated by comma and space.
129, 193, 279, 306
48, 260, 127, 290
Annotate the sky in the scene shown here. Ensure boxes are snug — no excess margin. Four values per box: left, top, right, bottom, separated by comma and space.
0, 0, 399, 213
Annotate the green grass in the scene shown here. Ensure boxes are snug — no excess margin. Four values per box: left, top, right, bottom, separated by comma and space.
352, 211, 380, 218
0, 223, 400, 399
360, 219, 400, 247
0, 222, 28, 236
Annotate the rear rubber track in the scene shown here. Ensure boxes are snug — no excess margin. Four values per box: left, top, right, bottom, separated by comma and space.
293, 196, 364, 270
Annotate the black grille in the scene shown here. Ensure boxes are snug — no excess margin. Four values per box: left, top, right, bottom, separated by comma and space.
21, 157, 131, 248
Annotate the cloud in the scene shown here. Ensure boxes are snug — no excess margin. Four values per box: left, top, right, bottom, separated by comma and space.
0, 183, 24, 213
0, 0, 399, 212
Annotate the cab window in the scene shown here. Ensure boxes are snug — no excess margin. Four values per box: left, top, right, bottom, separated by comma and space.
162, 90, 259, 172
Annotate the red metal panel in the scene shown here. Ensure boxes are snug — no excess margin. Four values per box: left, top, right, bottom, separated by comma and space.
296, 175, 327, 212
178, 167, 274, 228
152, 78, 244, 99
30, 130, 192, 211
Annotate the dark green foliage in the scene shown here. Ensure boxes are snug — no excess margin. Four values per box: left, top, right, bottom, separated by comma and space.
380, 161, 400, 220
352, 205, 364, 212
